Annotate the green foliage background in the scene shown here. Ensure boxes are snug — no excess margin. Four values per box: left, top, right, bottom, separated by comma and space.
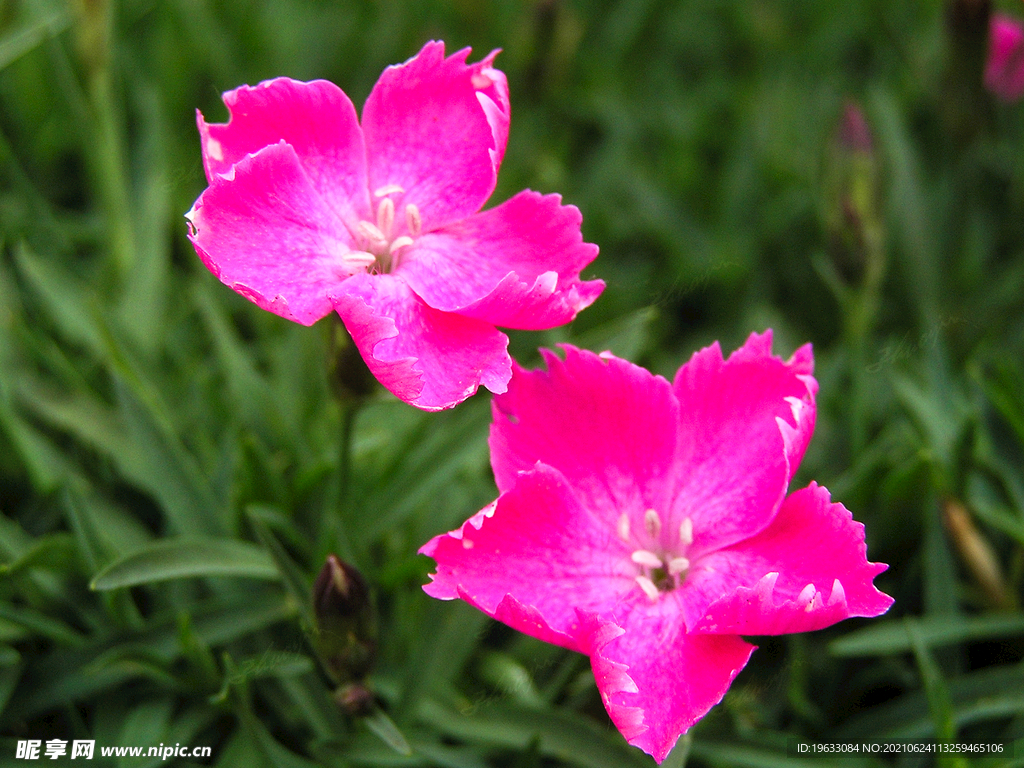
2, 0, 1024, 765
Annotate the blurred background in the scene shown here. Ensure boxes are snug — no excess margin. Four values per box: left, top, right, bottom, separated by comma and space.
2, 0, 1024, 765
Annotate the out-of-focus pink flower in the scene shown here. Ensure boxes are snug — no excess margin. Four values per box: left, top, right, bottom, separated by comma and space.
420, 332, 893, 761
186, 42, 603, 411
986, 13, 1024, 102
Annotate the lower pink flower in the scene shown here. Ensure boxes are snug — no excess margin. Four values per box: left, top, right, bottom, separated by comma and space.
986, 13, 1024, 102
420, 332, 893, 761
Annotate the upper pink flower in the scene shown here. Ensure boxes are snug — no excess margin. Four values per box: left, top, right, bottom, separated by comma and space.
986, 13, 1024, 102
420, 332, 893, 761
185, 42, 604, 410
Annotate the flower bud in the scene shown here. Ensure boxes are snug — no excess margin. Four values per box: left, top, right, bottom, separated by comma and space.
985, 13, 1024, 102
312, 555, 377, 685
823, 100, 882, 286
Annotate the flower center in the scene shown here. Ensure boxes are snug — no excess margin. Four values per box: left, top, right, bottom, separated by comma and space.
618, 509, 694, 601
342, 186, 421, 274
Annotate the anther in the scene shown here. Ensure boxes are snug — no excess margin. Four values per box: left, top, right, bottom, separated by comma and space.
389, 236, 414, 254
617, 513, 631, 542
357, 221, 387, 250
405, 204, 422, 238
630, 550, 663, 568
343, 251, 376, 269
374, 184, 404, 197
667, 557, 690, 576
377, 197, 395, 239
635, 575, 660, 601
679, 517, 693, 546
644, 509, 662, 539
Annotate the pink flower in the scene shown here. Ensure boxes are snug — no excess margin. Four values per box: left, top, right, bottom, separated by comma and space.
986, 13, 1024, 102
185, 42, 603, 410
420, 332, 893, 761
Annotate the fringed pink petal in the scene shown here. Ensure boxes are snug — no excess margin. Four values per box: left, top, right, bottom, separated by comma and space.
489, 347, 680, 524
591, 595, 755, 763
420, 463, 635, 633
333, 273, 511, 410
668, 330, 817, 556
398, 191, 603, 329
687, 483, 893, 635
186, 142, 356, 326
362, 41, 510, 231
197, 78, 369, 232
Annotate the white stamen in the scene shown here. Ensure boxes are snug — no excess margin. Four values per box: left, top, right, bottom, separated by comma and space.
389, 236, 414, 254
644, 509, 662, 539
462, 538, 474, 549
377, 197, 395, 239
374, 184, 404, 197
405, 204, 422, 237
635, 575, 660, 601
357, 221, 387, 249
617, 513, 631, 542
631, 550, 663, 568
667, 556, 690, 575
471, 71, 493, 89
342, 251, 376, 269
679, 517, 693, 546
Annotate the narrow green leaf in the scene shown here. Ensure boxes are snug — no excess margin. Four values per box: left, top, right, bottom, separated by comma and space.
419, 698, 650, 768
905, 618, 959, 757
116, 80, 170, 352
226, 650, 314, 684
0, 603, 88, 647
0, 664, 22, 718
570, 306, 658, 362
91, 538, 279, 590
246, 509, 315, 631
0, 10, 70, 71
831, 613, 1024, 657
364, 708, 413, 756
0, 532, 76, 575
14, 242, 105, 355
236, 686, 324, 768
0, 644, 21, 666
113, 378, 224, 537
689, 742, 874, 768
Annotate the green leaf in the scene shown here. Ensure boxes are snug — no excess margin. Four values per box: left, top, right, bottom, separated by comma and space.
246, 508, 315, 630
831, 613, 1024, 656
569, 306, 658, 362
226, 650, 314, 684
905, 618, 962, 766
0, 643, 21, 666
689, 742, 874, 768
0, 531, 76, 575
418, 699, 650, 768
364, 708, 413, 757
113, 378, 225, 537
0, 603, 88, 647
0, 11, 71, 71
0, 664, 22, 718
13, 242, 105, 356
91, 538, 279, 590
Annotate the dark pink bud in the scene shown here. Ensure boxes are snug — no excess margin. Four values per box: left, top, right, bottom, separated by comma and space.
985, 13, 1024, 102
